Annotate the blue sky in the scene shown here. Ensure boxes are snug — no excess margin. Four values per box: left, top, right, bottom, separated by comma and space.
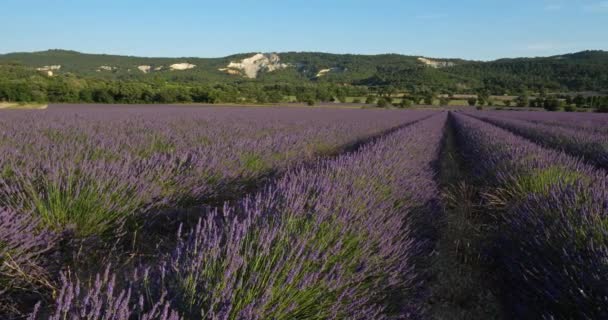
1, 0, 607, 60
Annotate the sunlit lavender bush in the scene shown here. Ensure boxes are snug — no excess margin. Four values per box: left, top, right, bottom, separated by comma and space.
31, 112, 446, 319
452, 112, 608, 319
469, 112, 608, 170
480, 110, 608, 134
0, 106, 434, 238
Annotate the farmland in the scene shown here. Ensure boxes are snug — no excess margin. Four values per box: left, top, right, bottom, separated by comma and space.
1, 105, 608, 319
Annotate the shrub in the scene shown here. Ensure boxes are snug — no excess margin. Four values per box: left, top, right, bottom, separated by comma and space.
596, 104, 608, 113
400, 98, 413, 108
376, 98, 390, 108
544, 97, 560, 111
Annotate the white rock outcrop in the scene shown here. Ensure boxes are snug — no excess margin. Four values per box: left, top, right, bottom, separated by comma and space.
221, 53, 289, 78
417, 57, 455, 68
316, 68, 332, 77
97, 66, 116, 72
316, 67, 346, 77
36, 65, 61, 71
170, 63, 196, 71
219, 68, 241, 75
138, 65, 152, 73
36, 65, 61, 76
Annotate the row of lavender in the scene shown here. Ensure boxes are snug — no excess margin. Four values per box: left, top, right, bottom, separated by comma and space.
0, 106, 434, 239
466, 111, 608, 170
481, 110, 608, 134
451, 112, 608, 319
23, 112, 447, 319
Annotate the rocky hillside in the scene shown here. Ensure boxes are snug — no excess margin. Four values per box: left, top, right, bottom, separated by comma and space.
0, 49, 607, 92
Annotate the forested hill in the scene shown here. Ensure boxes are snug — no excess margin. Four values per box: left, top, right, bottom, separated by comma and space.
1, 49, 607, 93
0, 50, 465, 85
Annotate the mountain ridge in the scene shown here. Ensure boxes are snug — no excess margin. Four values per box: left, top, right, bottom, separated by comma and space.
1, 49, 607, 94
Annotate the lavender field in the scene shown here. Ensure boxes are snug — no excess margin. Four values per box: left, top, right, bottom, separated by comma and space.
1, 106, 608, 319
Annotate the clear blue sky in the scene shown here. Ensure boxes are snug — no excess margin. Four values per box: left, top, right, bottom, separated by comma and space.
1, 0, 607, 60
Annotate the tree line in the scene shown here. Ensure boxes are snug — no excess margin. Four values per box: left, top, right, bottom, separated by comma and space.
0, 75, 370, 105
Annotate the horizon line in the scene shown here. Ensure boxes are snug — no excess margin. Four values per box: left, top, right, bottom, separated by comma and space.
1, 48, 606, 62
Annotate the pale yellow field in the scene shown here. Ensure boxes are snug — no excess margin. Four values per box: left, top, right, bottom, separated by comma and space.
0, 102, 48, 110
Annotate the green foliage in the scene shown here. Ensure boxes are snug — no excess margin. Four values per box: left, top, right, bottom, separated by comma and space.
399, 98, 413, 108
376, 97, 390, 108
1, 50, 608, 104
240, 152, 269, 174
423, 93, 435, 105
467, 97, 477, 106
543, 97, 561, 111
512, 167, 584, 197
477, 90, 489, 106
515, 95, 529, 108
19, 171, 141, 237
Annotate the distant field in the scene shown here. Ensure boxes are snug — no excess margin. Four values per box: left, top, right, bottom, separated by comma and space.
0, 102, 48, 109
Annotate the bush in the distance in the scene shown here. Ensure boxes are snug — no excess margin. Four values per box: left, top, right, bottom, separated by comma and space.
564, 105, 576, 112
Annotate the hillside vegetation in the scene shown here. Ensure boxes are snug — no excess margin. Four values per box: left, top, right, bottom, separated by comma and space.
0, 49, 607, 104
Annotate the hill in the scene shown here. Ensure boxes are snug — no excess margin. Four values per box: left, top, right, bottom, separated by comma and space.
0, 49, 607, 104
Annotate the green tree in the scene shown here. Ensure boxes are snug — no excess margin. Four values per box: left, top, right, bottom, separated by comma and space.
574, 95, 586, 108
377, 97, 390, 108
544, 97, 560, 111
515, 94, 529, 108
423, 93, 435, 105
399, 99, 413, 108
93, 88, 114, 103
596, 97, 608, 113
467, 97, 477, 106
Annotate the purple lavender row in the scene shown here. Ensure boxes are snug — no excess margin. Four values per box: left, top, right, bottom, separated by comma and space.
0, 106, 435, 238
478, 110, 608, 134
466, 111, 608, 170
451, 112, 608, 319
29, 112, 447, 319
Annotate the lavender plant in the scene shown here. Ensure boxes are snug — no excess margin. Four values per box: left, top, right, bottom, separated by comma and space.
0, 208, 57, 313
0, 107, 435, 238
28, 267, 182, 320
30, 112, 446, 319
469, 112, 608, 170
479, 110, 608, 135
451, 112, 608, 319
